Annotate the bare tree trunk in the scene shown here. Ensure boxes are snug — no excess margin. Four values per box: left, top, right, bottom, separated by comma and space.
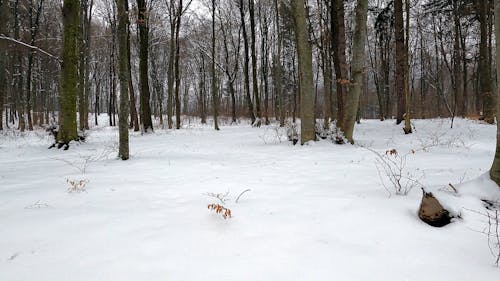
116, 0, 130, 160
274, 0, 284, 127
453, 0, 464, 117
403, 0, 411, 134
239, 0, 255, 123
167, 1, 175, 129
211, 0, 219, 130
126, 4, 139, 131
249, 0, 261, 126
174, 0, 182, 129
394, 0, 405, 125
58, 0, 80, 145
331, 0, 348, 130
478, 0, 495, 124
291, 0, 315, 144
343, 0, 368, 143
490, 0, 500, 185
0, 0, 6, 131
259, 3, 270, 125
78, 0, 87, 131
137, 0, 153, 132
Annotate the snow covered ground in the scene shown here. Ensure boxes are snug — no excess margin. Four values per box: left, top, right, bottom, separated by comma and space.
1, 117, 499, 281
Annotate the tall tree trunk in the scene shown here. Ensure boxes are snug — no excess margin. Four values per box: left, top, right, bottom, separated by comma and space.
343, 0, 368, 144
461, 24, 468, 115
211, 0, 219, 130
167, 1, 175, 129
199, 52, 207, 124
239, 0, 255, 123
403, 0, 411, 134
274, 0, 284, 127
259, 3, 270, 125
137, 0, 153, 132
292, 0, 315, 144
454, 0, 464, 117
318, 0, 331, 129
490, 0, 500, 185
83, 0, 92, 130
394, 0, 405, 125
126, 4, 139, 131
0, 0, 6, 131
78, 0, 87, 131
116, 0, 130, 160
331, 0, 348, 130
58, 0, 80, 144
249, 0, 261, 126
174, 0, 182, 129
478, 0, 495, 124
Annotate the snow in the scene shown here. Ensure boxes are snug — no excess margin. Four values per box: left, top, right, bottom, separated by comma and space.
0, 117, 499, 280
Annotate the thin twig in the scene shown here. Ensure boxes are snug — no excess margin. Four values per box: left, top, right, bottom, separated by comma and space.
235, 189, 251, 203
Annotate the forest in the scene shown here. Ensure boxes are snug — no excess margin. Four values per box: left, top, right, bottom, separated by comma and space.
1, 0, 500, 280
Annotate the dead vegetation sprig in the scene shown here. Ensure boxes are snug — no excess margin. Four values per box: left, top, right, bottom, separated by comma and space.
205, 189, 251, 220
363, 146, 424, 196
66, 178, 88, 193
467, 208, 500, 266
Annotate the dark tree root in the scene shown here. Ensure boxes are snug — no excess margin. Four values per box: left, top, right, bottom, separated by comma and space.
46, 125, 86, 150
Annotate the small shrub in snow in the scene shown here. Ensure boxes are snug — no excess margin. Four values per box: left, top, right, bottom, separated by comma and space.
260, 126, 288, 144
286, 123, 299, 145
205, 189, 251, 220
66, 178, 88, 193
486, 209, 500, 266
366, 147, 423, 196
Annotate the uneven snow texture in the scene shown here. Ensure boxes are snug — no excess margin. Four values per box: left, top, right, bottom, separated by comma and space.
1, 117, 499, 281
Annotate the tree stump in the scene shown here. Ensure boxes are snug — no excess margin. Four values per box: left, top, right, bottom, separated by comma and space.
418, 190, 452, 227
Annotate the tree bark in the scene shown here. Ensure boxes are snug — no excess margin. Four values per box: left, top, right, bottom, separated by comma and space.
126, 4, 139, 131
274, 0, 284, 127
58, 0, 80, 144
137, 0, 153, 132
239, 0, 255, 124
331, 0, 348, 130
394, 0, 405, 125
403, 0, 411, 134
211, 0, 219, 130
249, 0, 261, 126
478, 0, 495, 124
292, 0, 315, 144
116, 0, 130, 160
174, 0, 182, 129
490, 0, 500, 185
343, 0, 368, 144
0, 0, 6, 131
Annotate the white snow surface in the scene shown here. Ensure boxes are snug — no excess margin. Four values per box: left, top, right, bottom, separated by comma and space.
1, 117, 499, 281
